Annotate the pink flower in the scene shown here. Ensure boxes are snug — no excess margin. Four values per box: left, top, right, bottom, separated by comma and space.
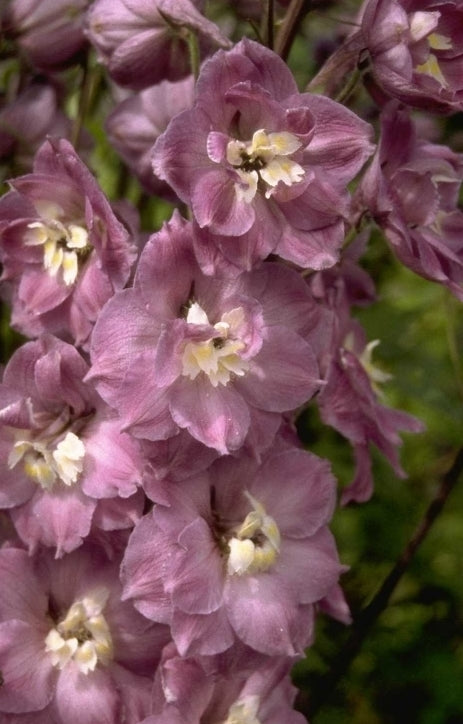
106, 76, 195, 197
2, 0, 89, 71
144, 641, 307, 724
359, 101, 463, 301
0, 138, 136, 347
0, 544, 169, 724
0, 335, 145, 555
86, 0, 231, 90
88, 212, 323, 454
121, 446, 342, 657
152, 38, 374, 272
360, 0, 463, 113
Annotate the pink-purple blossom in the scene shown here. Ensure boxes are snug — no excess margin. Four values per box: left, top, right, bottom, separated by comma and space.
0, 138, 136, 347
121, 446, 342, 657
88, 212, 323, 454
0, 335, 145, 555
0, 544, 169, 724
359, 101, 463, 301
152, 38, 374, 272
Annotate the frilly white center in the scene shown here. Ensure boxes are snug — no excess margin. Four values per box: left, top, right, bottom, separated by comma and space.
227, 491, 281, 576
8, 430, 85, 490
44, 587, 113, 675
226, 128, 304, 203
182, 302, 249, 387
224, 695, 261, 724
25, 202, 89, 286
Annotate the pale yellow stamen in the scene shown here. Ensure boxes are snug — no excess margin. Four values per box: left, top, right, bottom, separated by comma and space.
25, 215, 89, 287
8, 430, 85, 490
182, 303, 249, 387
227, 492, 280, 576
45, 588, 113, 675
223, 695, 261, 724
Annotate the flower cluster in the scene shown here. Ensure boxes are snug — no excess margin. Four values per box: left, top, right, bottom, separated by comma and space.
0, 0, 461, 722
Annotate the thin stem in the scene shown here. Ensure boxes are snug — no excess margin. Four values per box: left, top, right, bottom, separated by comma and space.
71, 52, 95, 150
307, 446, 463, 718
335, 66, 361, 104
275, 0, 312, 61
262, 0, 275, 49
187, 30, 200, 81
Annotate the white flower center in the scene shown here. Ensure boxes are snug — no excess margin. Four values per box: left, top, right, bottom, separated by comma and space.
8, 430, 85, 490
227, 492, 280, 576
182, 302, 249, 387
45, 587, 113, 675
226, 129, 305, 203
24, 202, 89, 286
409, 11, 451, 87
222, 695, 261, 724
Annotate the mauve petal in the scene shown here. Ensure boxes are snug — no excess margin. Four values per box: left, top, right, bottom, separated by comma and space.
169, 376, 250, 454
171, 606, 235, 657
92, 491, 144, 531
11, 486, 95, 557
196, 38, 297, 106
243, 262, 321, 336
191, 169, 255, 236
82, 416, 143, 498
168, 517, 224, 615
135, 212, 197, 315
252, 449, 336, 537
120, 373, 178, 441
0, 548, 48, 624
237, 326, 320, 412
277, 219, 344, 269
277, 530, 344, 604
88, 287, 159, 406
17, 268, 70, 314
152, 106, 215, 201
0, 619, 54, 713
54, 664, 118, 724
224, 574, 301, 656
121, 514, 173, 625
110, 665, 153, 723
158, 0, 231, 49
142, 431, 218, 488
297, 93, 375, 180
0, 435, 36, 507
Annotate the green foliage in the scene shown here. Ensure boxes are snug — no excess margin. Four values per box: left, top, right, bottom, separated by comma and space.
296, 237, 463, 723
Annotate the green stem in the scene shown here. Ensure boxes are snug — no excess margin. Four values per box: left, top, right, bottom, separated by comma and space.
187, 30, 200, 81
307, 446, 463, 718
70, 52, 95, 150
335, 66, 361, 104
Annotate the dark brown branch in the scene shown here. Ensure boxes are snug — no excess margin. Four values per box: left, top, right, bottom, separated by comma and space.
274, 0, 312, 61
308, 447, 463, 718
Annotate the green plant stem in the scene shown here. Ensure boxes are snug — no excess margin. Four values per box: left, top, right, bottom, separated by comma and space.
335, 66, 361, 104
275, 0, 312, 61
71, 52, 95, 150
307, 446, 463, 718
187, 30, 200, 81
